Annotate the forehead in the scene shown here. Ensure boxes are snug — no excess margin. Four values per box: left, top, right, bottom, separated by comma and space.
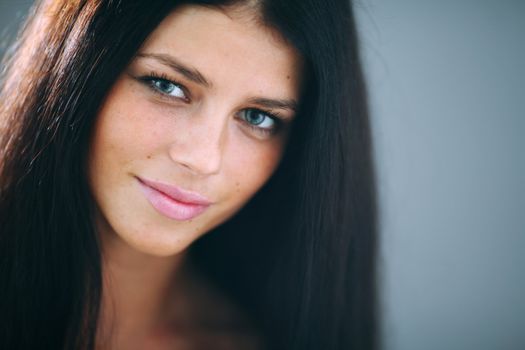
139, 4, 303, 97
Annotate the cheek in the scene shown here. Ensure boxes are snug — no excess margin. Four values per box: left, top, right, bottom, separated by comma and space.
224, 138, 285, 203
90, 86, 165, 174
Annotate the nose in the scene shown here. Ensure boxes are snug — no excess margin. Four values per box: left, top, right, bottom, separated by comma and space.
168, 110, 228, 176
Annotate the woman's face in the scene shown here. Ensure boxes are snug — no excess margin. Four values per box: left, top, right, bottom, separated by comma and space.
88, 5, 303, 256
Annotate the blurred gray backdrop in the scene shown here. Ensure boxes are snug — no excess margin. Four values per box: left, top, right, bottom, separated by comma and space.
1, 1, 524, 350
357, 1, 524, 349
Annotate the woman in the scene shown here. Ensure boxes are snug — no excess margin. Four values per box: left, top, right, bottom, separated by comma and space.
0, 0, 377, 349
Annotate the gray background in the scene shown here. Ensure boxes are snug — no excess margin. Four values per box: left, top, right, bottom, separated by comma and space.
357, 1, 525, 349
1, 1, 524, 349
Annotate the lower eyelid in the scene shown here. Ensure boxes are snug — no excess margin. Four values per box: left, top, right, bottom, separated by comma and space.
245, 124, 275, 137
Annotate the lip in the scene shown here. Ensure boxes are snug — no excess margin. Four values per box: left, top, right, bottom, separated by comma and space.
136, 177, 212, 221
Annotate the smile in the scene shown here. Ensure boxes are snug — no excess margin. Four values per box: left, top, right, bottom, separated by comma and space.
136, 177, 211, 221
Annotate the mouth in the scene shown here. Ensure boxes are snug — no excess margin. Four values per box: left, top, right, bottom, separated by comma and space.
136, 176, 211, 221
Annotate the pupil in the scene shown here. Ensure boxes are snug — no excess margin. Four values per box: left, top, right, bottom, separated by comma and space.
247, 110, 264, 125
156, 80, 173, 92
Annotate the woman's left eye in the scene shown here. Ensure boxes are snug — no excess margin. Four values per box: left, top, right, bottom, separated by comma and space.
238, 109, 278, 132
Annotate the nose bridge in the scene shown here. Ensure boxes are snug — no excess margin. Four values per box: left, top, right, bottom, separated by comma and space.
169, 105, 228, 176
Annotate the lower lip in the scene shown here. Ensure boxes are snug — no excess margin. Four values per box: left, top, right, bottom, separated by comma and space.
137, 180, 209, 221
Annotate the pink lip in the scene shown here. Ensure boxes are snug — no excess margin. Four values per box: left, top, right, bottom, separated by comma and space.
136, 177, 211, 221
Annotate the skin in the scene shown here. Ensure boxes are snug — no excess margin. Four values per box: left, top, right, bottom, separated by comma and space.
88, 4, 303, 349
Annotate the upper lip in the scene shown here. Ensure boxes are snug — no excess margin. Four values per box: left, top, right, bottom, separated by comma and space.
136, 177, 212, 206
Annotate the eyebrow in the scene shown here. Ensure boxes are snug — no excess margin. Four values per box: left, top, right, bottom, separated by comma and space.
247, 97, 298, 113
136, 52, 298, 113
136, 52, 212, 88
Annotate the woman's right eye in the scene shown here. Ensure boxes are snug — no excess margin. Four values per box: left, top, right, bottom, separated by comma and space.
139, 74, 189, 102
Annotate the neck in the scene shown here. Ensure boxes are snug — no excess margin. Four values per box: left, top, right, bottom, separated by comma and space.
96, 226, 188, 347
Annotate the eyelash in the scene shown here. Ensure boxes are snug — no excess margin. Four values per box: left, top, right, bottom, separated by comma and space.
137, 72, 284, 137
139, 72, 190, 102
238, 108, 283, 137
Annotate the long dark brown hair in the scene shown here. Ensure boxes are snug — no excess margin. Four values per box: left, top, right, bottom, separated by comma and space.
0, 0, 378, 349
